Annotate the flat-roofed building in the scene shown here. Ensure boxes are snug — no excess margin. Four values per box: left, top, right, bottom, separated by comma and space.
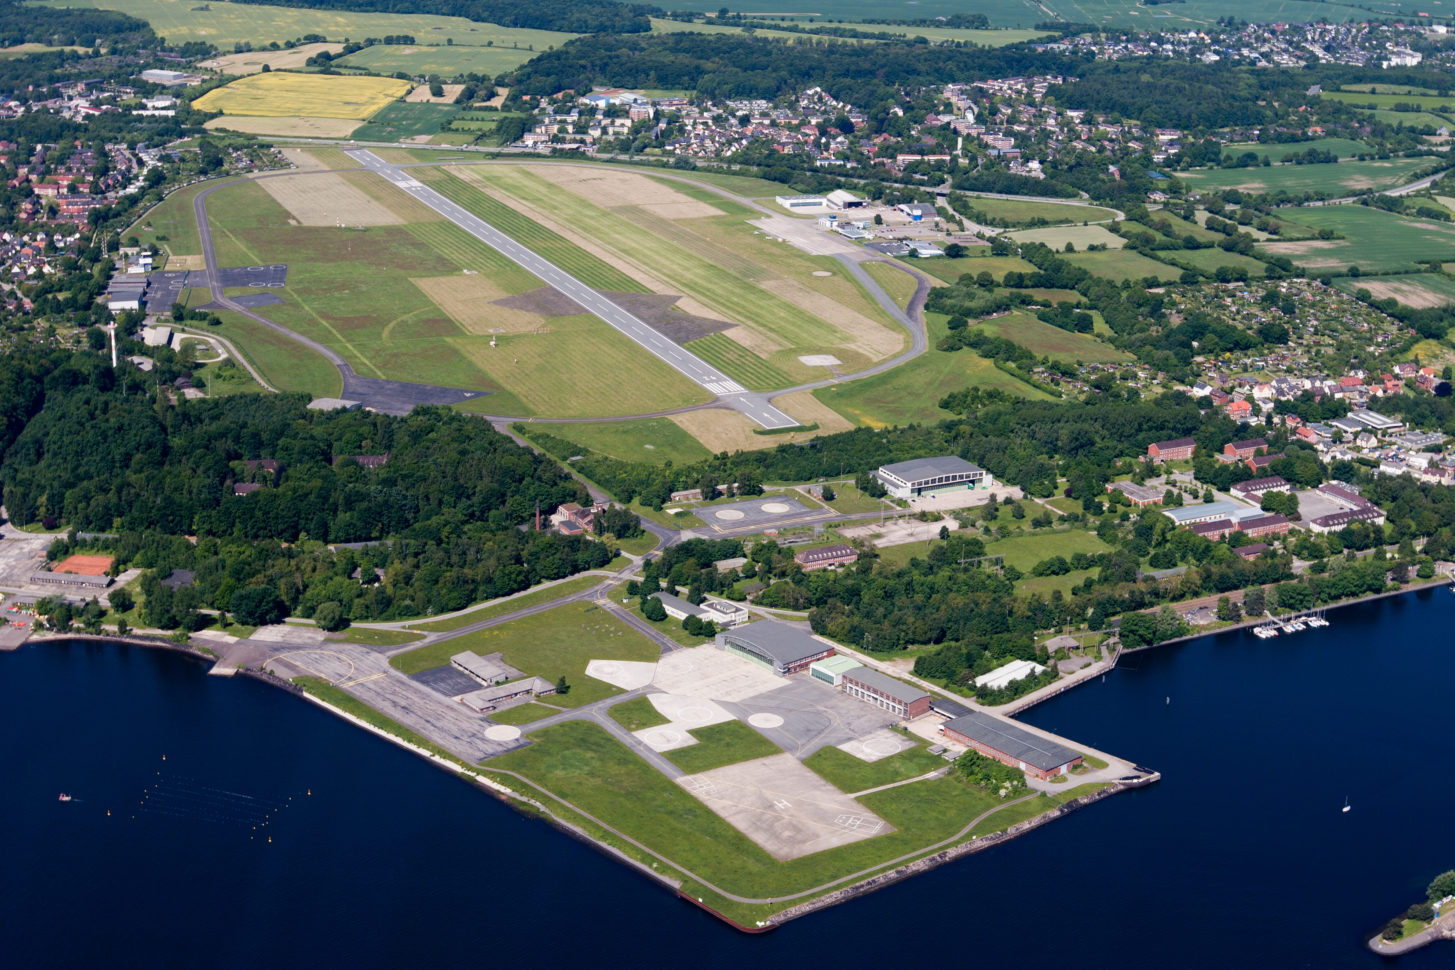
941, 711, 1083, 779
699, 599, 749, 628
30, 570, 111, 589
841, 668, 931, 718
1162, 500, 1249, 526
650, 592, 703, 622
1106, 480, 1162, 507
716, 620, 834, 676
974, 658, 1047, 691
1349, 409, 1402, 432
452, 651, 525, 686
459, 676, 556, 714
876, 456, 991, 500
809, 655, 863, 687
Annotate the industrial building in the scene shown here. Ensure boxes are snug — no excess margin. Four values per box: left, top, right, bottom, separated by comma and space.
841, 668, 931, 718
941, 711, 1083, 779
716, 620, 834, 676
1161, 501, 1264, 527
876, 456, 991, 500
651, 592, 747, 628
775, 194, 827, 210
809, 655, 863, 687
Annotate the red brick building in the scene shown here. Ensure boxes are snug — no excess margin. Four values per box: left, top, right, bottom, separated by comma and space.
1147, 437, 1196, 462
1223, 437, 1267, 460
794, 544, 859, 571
942, 711, 1083, 780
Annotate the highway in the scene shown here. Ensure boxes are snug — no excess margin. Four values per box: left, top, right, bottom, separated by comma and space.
345, 149, 800, 430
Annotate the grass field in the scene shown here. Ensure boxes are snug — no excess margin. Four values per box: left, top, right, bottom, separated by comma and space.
337, 628, 423, 647
194, 72, 410, 119
665, 721, 784, 774
402, 575, 604, 633
1322, 90, 1455, 112
1178, 157, 1435, 196
485, 702, 561, 725
607, 696, 670, 731
36, 0, 576, 50
803, 743, 946, 793
1257, 205, 1455, 274
349, 101, 459, 141
1333, 272, 1455, 308
127, 179, 212, 257
962, 197, 1117, 226
1161, 247, 1269, 277
395, 601, 660, 707
984, 530, 1113, 572
532, 417, 714, 466
1063, 248, 1183, 282
976, 311, 1129, 363
915, 254, 1038, 285
862, 261, 920, 309
336, 42, 556, 78
1004, 224, 1125, 250
814, 312, 1051, 428
1222, 138, 1374, 162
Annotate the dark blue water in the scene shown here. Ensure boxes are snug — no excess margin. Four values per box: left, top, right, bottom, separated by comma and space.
3, 592, 1453, 969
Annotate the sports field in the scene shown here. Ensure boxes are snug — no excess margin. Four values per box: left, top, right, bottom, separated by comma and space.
1333, 273, 1455, 308
1178, 157, 1434, 196
1257, 206, 1455, 274
438, 164, 907, 387
975, 311, 1129, 363
194, 72, 410, 119
1063, 249, 1182, 282
35, 0, 576, 50
814, 313, 1050, 428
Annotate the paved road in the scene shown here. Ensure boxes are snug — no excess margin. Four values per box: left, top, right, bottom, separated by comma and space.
346, 148, 799, 430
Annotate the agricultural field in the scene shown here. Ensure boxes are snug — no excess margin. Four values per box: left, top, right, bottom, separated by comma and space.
975, 311, 1129, 363
1160, 247, 1269, 277
1063, 248, 1183, 282
197, 42, 341, 75
1332, 273, 1455, 308
193, 72, 410, 119
1221, 138, 1374, 162
961, 197, 1117, 226
0, 43, 83, 57
349, 102, 459, 142
335, 42, 549, 78
1178, 157, 1435, 196
915, 254, 1037, 285
814, 313, 1051, 428
438, 164, 907, 388
35, 0, 576, 50
189, 175, 711, 415
204, 115, 363, 138
1257, 205, 1455, 274
1322, 89, 1455, 112
1004, 224, 1124, 250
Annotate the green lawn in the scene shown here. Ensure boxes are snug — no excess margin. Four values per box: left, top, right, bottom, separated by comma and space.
486, 702, 561, 725
823, 481, 890, 515
915, 254, 1038, 285
607, 695, 670, 731
1179, 157, 1436, 197
1063, 248, 1183, 283
336, 43, 557, 79
337, 627, 424, 647
985, 529, 1113, 571
37, 0, 576, 49
666, 720, 783, 774
1004, 225, 1125, 251
862, 260, 920, 310
1221, 137, 1374, 162
814, 313, 1051, 428
1323, 89, 1455, 111
1160, 247, 1269, 277
405, 601, 661, 706
125, 179, 214, 257
529, 417, 713, 466
350, 101, 459, 141
961, 197, 1117, 226
976, 311, 1129, 363
400, 575, 605, 635
1258, 205, 1455, 274
803, 743, 946, 793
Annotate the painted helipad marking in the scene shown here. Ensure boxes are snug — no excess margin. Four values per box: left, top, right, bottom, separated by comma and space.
773, 799, 792, 811
747, 712, 785, 729
676, 706, 715, 725
338, 672, 385, 688
863, 737, 903, 758
484, 725, 522, 742
714, 509, 746, 521
272, 650, 355, 685
760, 502, 792, 514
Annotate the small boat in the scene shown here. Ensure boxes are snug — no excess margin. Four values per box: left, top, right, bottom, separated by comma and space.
58, 794, 73, 803
1342, 796, 1351, 814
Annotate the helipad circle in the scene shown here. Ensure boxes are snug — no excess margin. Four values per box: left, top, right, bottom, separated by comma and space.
747, 713, 785, 729
714, 509, 746, 521
677, 706, 714, 724
864, 737, 903, 757
594, 661, 620, 675
484, 725, 522, 741
760, 502, 792, 514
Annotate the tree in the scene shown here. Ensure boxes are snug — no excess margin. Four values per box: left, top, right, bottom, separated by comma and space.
944, 243, 967, 258
820, 484, 836, 501
555, 675, 570, 695
429, 81, 445, 98
230, 586, 286, 626
107, 587, 134, 613
642, 596, 667, 622
1243, 586, 1266, 616
1428, 870, 1455, 901
116, 618, 130, 636
313, 601, 348, 631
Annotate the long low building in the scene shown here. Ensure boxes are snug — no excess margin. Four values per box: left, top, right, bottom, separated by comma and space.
716, 620, 834, 676
30, 570, 112, 589
876, 455, 992, 500
459, 676, 556, 714
942, 711, 1083, 780
841, 667, 931, 718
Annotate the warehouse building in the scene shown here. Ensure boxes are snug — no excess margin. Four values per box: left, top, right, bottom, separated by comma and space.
459, 676, 556, 714
876, 455, 991, 500
716, 620, 834, 676
452, 651, 524, 686
809, 655, 863, 687
942, 711, 1083, 779
841, 668, 931, 718
974, 658, 1047, 691
1161, 500, 1263, 527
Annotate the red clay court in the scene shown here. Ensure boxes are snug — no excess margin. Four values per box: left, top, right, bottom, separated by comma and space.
53, 554, 115, 576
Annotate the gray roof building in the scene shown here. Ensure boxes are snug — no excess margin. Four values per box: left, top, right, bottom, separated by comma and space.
717, 620, 834, 675
876, 455, 989, 497
942, 711, 1080, 773
841, 667, 928, 706
452, 651, 525, 686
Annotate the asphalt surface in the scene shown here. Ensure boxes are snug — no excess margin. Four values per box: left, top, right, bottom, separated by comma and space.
346, 148, 800, 430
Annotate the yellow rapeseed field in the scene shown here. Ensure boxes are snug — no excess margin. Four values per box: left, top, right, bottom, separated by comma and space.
193, 72, 410, 119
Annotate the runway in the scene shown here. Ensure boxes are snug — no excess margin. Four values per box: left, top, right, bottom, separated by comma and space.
345, 148, 799, 430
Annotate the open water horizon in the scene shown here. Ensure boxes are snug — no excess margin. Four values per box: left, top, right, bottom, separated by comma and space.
2, 588, 1452, 969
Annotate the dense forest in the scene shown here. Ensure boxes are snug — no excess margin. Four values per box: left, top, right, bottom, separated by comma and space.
0, 0, 156, 48
0, 351, 611, 624
222, 0, 655, 35
508, 32, 1082, 103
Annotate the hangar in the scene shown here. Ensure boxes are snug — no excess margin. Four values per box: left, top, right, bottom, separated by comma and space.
876, 456, 992, 500
942, 711, 1083, 779
715, 620, 834, 676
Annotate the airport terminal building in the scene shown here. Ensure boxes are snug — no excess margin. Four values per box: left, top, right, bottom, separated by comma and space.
716, 620, 835, 676
875, 456, 992, 500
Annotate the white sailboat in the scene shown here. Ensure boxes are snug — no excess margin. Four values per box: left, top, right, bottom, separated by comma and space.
1342, 796, 1351, 814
